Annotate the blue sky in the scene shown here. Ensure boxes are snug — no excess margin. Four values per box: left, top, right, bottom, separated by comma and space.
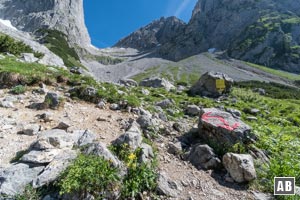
84, 0, 197, 48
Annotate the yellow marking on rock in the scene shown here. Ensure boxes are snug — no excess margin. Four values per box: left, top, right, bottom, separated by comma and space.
216, 79, 225, 92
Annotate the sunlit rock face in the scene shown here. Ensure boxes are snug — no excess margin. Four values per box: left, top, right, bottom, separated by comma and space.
0, 0, 91, 48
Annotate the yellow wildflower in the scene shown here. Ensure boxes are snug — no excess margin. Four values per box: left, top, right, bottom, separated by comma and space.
128, 153, 136, 161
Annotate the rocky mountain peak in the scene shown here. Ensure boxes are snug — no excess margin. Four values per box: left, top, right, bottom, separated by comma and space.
114, 16, 186, 51
0, 0, 91, 48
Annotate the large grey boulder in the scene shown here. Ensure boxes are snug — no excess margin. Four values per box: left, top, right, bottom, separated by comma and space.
139, 77, 175, 91
189, 72, 234, 97
33, 149, 78, 188
113, 122, 142, 150
188, 144, 221, 170
20, 149, 62, 164
198, 108, 254, 149
0, 163, 44, 196
156, 99, 174, 109
34, 129, 74, 150
156, 172, 179, 197
72, 129, 97, 147
223, 153, 257, 183
82, 143, 121, 167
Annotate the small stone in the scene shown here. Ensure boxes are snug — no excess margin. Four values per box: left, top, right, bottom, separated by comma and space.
109, 103, 119, 110
22, 124, 40, 136
55, 122, 70, 130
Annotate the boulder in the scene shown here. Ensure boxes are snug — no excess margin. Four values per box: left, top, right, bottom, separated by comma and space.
118, 79, 138, 87
156, 172, 179, 197
188, 144, 221, 170
43, 92, 61, 110
167, 142, 182, 156
21, 124, 40, 136
73, 129, 97, 147
138, 143, 154, 163
34, 129, 74, 150
156, 99, 174, 109
139, 77, 175, 91
20, 149, 62, 164
33, 149, 78, 188
189, 72, 233, 97
185, 105, 201, 116
223, 153, 257, 183
82, 142, 121, 167
0, 163, 44, 196
198, 108, 254, 149
113, 122, 142, 150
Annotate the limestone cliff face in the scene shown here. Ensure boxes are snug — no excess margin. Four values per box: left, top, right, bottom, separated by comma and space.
0, 0, 91, 48
160, 0, 300, 72
117, 0, 300, 73
114, 17, 186, 51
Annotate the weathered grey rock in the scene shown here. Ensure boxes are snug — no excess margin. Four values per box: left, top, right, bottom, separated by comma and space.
156, 172, 179, 197
97, 100, 106, 109
198, 108, 254, 149
156, 99, 174, 109
43, 92, 60, 109
139, 143, 154, 163
55, 122, 70, 131
109, 103, 119, 111
113, 122, 142, 150
118, 79, 138, 87
167, 142, 182, 156
188, 144, 221, 170
247, 116, 258, 121
33, 149, 78, 188
139, 77, 175, 91
82, 142, 121, 167
0, 99, 14, 108
20, 53, 38, 63
20, 149, 62, 164
223, 153, 257, 183
39, 112, 53, 122
21, 124, 40, 136
226, 108, 242, 118
0, 163, 44, 196
185, 105, 201, 116
34, 129, 74, 150
73, 129, 97, 147
136, 115, 154, 130
189, 72, 234, 97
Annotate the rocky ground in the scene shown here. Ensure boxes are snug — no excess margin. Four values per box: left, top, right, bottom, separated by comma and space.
0, 82, 272, 199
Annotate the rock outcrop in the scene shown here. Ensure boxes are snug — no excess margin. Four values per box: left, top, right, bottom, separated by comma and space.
115, 17, 185, 51
0, 0, 91, 48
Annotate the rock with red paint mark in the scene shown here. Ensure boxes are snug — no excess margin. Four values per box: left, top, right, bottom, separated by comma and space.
223, 153, 257, 183
188, 71, 234, 98
198, 108, 254, 150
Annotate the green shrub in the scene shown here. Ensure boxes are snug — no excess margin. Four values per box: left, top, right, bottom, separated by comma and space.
110, 144, 158, 198
0, 34, 44, 58
58, 154, 120, 198
10, 85, 26, 94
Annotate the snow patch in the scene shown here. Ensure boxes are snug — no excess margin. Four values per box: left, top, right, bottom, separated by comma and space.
0, 19, 17, 31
